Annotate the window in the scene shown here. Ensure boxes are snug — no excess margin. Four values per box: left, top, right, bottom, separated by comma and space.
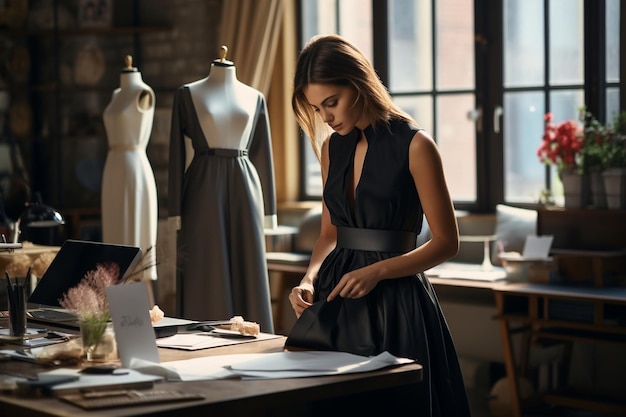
503, 0, 585, 202
298, 0, 620, 211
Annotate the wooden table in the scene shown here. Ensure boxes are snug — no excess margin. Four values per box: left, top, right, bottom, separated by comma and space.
0, 335, 423, 417
493, 282, 626, 417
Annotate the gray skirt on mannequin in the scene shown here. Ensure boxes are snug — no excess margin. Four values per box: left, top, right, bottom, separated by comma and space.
169, 86, 276, 333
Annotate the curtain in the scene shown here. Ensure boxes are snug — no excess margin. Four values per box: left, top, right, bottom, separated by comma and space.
218, 0, 283, 96
219, 0, 299, 203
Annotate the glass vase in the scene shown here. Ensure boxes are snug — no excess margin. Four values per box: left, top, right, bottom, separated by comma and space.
79, 319, 117, 362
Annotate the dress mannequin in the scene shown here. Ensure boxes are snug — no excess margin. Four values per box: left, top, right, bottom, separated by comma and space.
101, 56, 158, 294
168, 46, 277, 332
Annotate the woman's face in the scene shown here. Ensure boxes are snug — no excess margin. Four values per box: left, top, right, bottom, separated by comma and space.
303, 83, 368, 135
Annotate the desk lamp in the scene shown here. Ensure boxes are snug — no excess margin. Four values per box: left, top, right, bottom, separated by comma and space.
13, 192, 64, 244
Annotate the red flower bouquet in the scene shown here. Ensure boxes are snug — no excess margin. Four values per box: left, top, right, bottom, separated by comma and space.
537, 113, 584, 174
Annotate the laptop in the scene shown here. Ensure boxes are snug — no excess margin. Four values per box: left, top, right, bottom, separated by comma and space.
27, 240, 143, 328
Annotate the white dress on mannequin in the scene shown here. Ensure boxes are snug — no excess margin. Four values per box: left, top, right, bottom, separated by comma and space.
102, 59, 158, 282
168, 52, 276, 332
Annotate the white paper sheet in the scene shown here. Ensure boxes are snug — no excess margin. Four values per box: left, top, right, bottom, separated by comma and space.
426, 263, 507, 281
153, 317, 197, 328
159, 351, 414, 381
156, 332, 281, 350
161, 354, 265, 380
522, 235, 553, 259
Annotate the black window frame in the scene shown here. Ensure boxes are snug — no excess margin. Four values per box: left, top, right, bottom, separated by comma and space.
296, 0, 623, 213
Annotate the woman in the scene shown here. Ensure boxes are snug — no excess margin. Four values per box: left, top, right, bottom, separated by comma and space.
288, 34, 471, 416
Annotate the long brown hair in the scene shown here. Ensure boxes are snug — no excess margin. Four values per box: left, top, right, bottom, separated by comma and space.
292, 34, 415, 159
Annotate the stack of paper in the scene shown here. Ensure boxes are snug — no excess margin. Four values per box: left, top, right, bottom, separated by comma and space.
160, 351, 414, 381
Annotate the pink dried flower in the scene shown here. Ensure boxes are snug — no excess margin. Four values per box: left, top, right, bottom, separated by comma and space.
59, 263, 120, 320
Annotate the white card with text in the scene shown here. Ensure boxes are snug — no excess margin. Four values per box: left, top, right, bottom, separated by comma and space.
106, 282, 160, 367
522, 235, 553, 259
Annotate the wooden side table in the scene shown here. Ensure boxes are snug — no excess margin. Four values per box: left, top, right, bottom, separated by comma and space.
493, 283, 626, 416
264, 226, 300, 333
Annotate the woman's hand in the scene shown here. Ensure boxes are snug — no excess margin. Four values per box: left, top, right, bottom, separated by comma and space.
327, 265, 380, 302
289, 281, 315, 318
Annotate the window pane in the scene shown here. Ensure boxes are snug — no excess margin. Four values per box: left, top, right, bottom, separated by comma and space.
388, 0, 432, 92
436, 0, 474, 90
607, 87, 620, 123
504, 0, 544, 88
549, 89, 585, 124
303, 137, 323, 197
301, 0, 337, 40
504, 91, 545, 202
436, 94, 476, 201
339, 0, 373, 60
549, 0, 584, 85
393, 95, 434, 134
606, 0, 620, 82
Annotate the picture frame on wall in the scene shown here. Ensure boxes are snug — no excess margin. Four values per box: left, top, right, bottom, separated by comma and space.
78, 0, 112, 28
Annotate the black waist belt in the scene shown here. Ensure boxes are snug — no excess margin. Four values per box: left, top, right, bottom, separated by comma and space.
336, 227, 417, 253
199, 148, 248, 157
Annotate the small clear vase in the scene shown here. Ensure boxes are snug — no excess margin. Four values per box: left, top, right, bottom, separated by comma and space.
79, 319, 117, 362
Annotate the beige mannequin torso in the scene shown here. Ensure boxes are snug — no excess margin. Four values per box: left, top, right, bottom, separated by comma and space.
106, 70, 154, 111
103, 71, 155, 147
186, 64, 260, 151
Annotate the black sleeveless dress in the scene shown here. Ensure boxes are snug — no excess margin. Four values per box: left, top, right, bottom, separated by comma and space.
287, 119, 471, 416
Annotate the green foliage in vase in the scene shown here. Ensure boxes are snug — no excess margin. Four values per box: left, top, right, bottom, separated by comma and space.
604, 111, 626, 169
577, 108, 626, 171
581, 111, 609, 173
80, 315, 110, 352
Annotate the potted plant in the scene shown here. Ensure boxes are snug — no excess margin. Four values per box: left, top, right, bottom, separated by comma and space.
580, 110, 609, 208
60, 263, 119, 362
602, 110, 626, 209
537, 112, 587, 208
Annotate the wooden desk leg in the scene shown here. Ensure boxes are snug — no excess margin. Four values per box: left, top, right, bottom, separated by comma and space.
499, 318, 523, 417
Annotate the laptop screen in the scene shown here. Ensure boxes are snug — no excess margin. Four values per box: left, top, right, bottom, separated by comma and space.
28, 240, 143, 307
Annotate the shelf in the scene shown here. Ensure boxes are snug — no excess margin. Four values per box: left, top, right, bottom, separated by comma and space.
496, 314, 626, 336
0, 25, 170, 37
542, 388, 626, 415
535, 327, 626, 344
537, 208, 626, 251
